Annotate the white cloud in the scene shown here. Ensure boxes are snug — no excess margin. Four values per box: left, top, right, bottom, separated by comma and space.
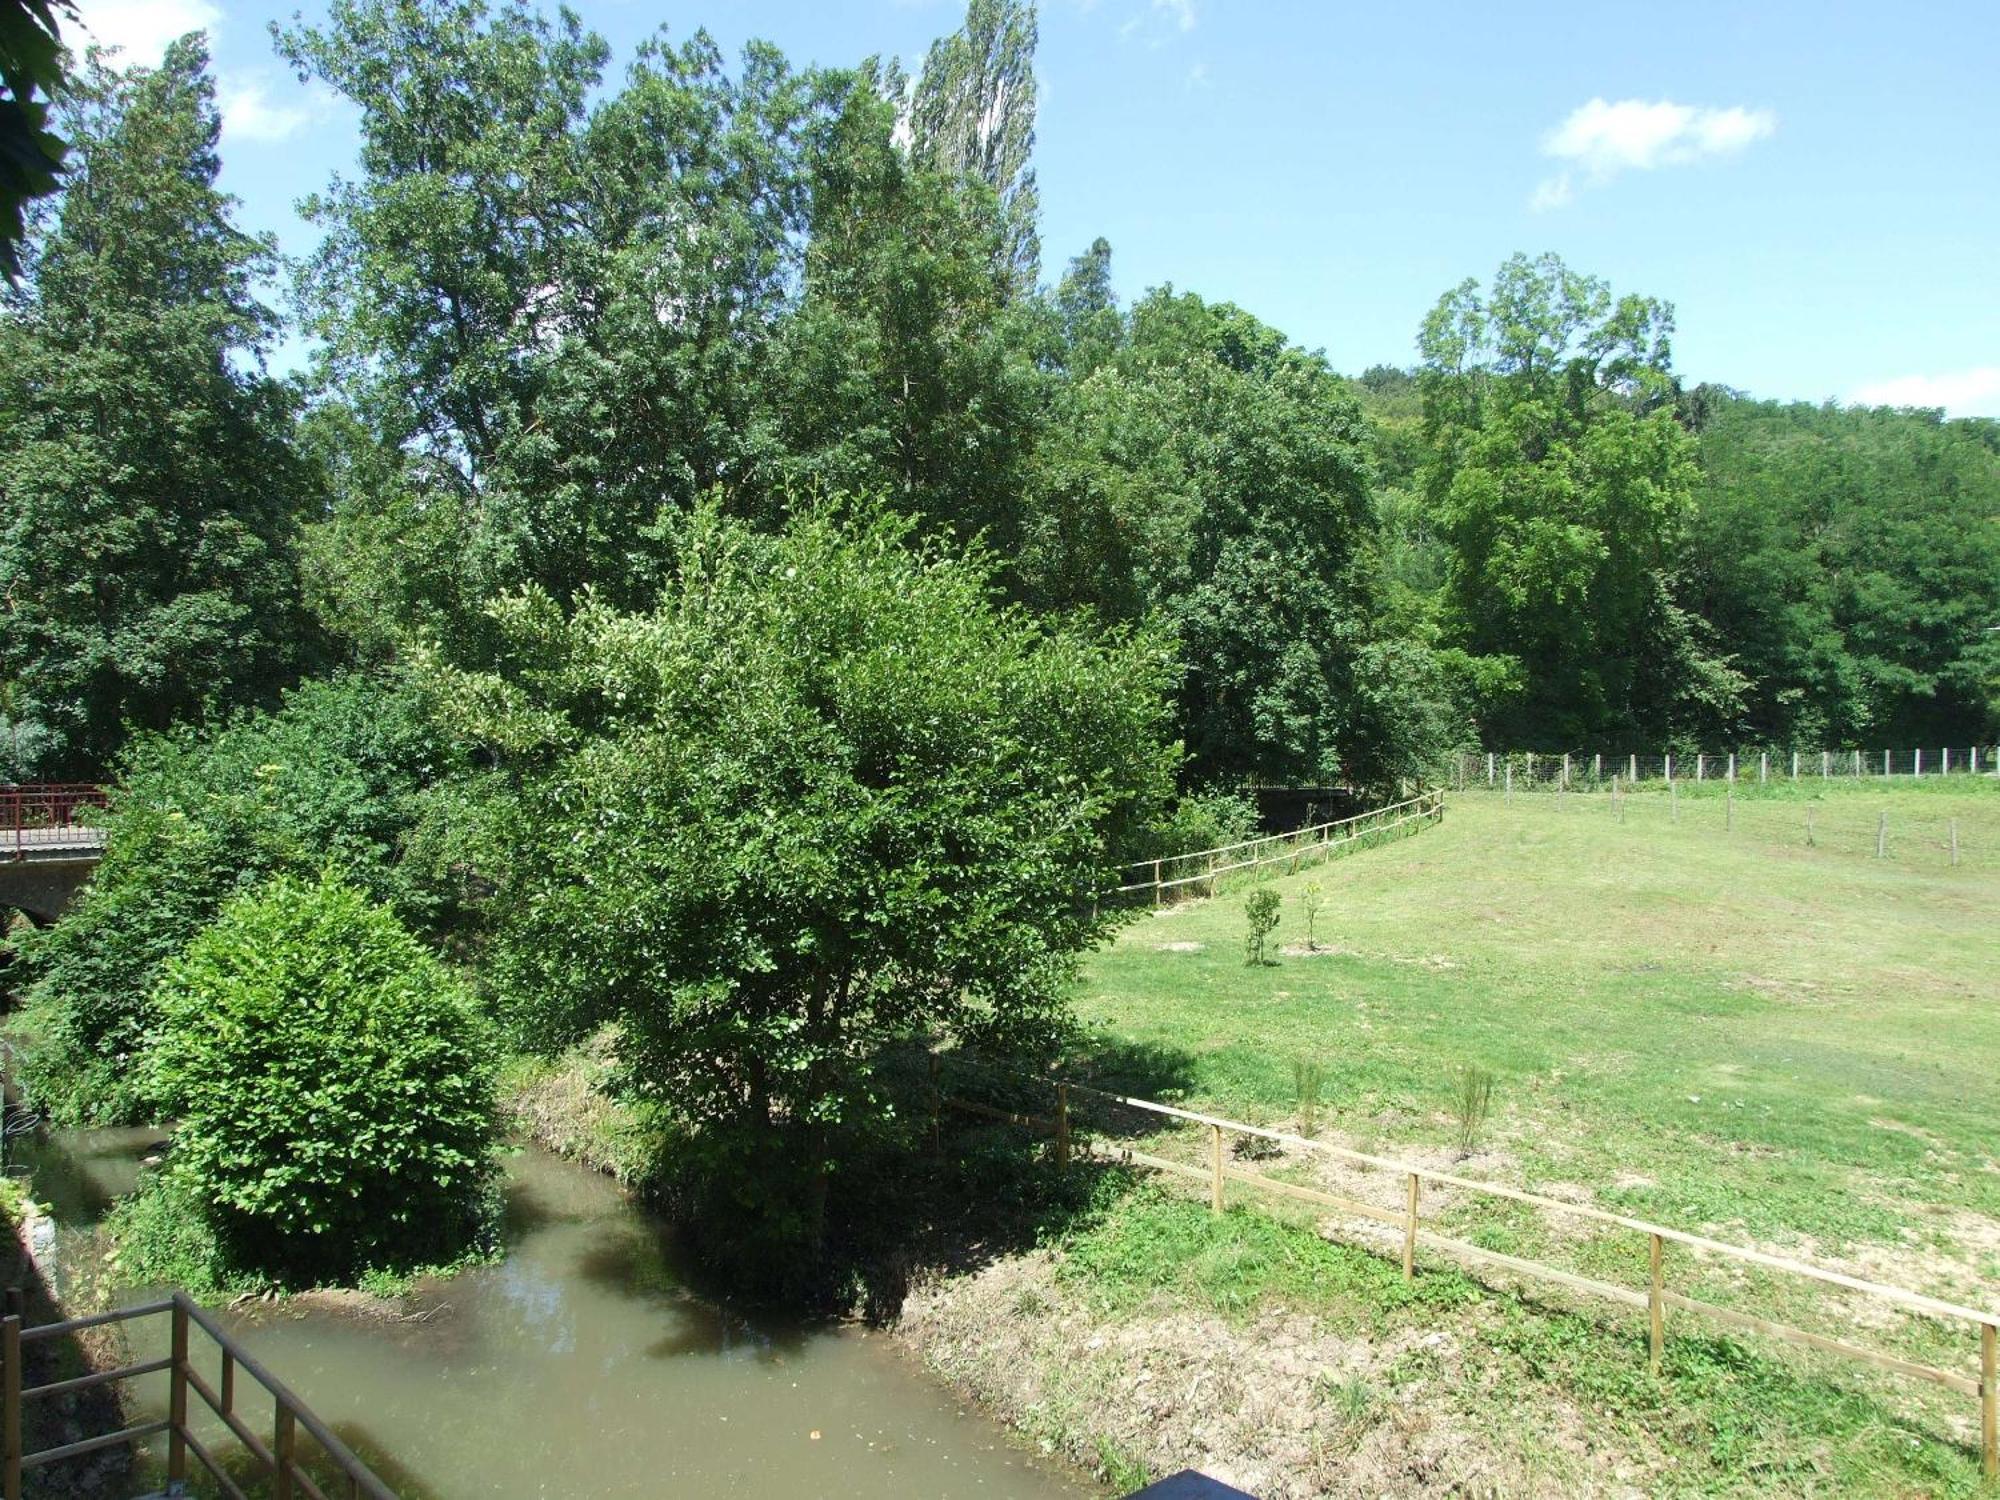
220, 82, 315, 143
1154, 0, 1197, 32
1531, 97, 1775, 210
1850, 367, 2000, 419
1185, 61, 1210, 90
78, 0, 222, 64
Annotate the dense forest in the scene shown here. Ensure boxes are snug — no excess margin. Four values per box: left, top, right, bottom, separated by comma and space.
2, 0, 1997, 1289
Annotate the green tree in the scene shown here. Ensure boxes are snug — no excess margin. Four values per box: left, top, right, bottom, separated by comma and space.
1687, 394, 2000, 744
1026, 288, 1441, 787
906, 0, 1040, 295
442, 502, 1177, 1265
15, 673, 470, 1125
0, 38, 315, 773
282, 0, 824, 622
1417, 252, 1742, 746
766, 64, 1046, 562
145, 872, 497, 1287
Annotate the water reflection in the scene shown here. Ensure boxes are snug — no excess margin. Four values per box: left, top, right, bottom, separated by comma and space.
28, 1136, 1084, 1500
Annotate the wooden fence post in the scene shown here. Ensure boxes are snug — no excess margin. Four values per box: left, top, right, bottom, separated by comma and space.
1649, 1234, 1666, 1376
1915, 748, 1923, 778
1790, 750, 1798, 781
3, 1310, 21, 1500
1697, 753, 1705, 782
1403, 1174, 1420, 1282
1629, 753, 1638, 782
1883, 749, 1890, 777
1504, 765, 1512, 802
1981, 1320, 1996, 1482
1727, 753, 1737, 784
1852, 750, 1861, 777
1760, 752, 1768, 784
1943, 747, 1951, 776
1487, 753, 1495, 786
1592, 753, 1601, 781
1209, 1125, 1225, 1214
1054, 1085, 1071, 1171
1664, 751, 1673, 782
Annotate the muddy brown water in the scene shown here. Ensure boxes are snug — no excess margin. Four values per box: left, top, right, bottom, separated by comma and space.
13, 1125, 1088, 1499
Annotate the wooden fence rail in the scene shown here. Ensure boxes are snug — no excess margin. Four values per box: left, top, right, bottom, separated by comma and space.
2, 1289, 398, 1500
935, 1060, 2000, 1482
1111, 790, 1444, 904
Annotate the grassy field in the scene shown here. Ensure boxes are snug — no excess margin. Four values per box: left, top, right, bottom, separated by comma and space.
932, 779, 2000, 1495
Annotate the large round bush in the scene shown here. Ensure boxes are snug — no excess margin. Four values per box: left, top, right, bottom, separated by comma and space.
147, 873, 498, 1286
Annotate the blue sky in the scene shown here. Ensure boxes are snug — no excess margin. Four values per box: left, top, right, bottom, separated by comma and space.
78, 0, 2000, 414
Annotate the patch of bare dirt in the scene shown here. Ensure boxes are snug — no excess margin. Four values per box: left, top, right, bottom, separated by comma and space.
1154, 941, 1207, 953
896, 1249, 1655, 1497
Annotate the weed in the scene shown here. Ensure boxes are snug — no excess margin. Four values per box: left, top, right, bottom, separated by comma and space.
1449, 1065, 1496, 1158
1292, 1058, 1324, 1136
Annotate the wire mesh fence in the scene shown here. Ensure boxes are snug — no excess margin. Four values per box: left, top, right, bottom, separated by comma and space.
1453, 747, 2000, 791
1455, 778, 1993, 868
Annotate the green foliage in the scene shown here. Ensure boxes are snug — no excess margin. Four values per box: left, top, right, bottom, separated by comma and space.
448, 501, 1178, 1264
0, 0, 75, 279
1144, 787, 1258, 861
14, 673, 467, 1125
1687, 394, 2000, 745
1299, 881, 1325, 950
1242, 888, 1280, 966
145, 873, 499, 1287
1417, 252, 1738, 748
0, 39, 318, 774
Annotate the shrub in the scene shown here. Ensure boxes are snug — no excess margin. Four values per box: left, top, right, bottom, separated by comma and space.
146, 873, 498, 1287
1244, 888, 1281, 966
14, 672, 468, 1126
1143, 788, 1259, 862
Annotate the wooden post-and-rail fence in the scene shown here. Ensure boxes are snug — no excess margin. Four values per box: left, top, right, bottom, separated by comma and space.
935, 1060, 2000, 1482
1, 1288, 397, 1500
1111, 789, 1444, 905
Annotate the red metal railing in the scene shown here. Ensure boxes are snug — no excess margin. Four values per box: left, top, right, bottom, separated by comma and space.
1, 784, 108, 861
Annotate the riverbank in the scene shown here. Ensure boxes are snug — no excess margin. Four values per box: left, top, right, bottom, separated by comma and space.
0, 1176, 133, 1496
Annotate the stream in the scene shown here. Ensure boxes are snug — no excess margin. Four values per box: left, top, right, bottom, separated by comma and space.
11, 1124, 1088, 1499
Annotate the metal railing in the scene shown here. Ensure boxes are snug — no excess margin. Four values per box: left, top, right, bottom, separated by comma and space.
2, 1288, 397, 1500
934, 1056, 2000, 1483
1, 784, 108, 861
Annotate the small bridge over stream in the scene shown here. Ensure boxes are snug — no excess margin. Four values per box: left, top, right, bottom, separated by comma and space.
0, 785, 107, 924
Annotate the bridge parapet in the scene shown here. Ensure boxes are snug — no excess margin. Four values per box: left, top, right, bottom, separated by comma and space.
2, 785, 108, 863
